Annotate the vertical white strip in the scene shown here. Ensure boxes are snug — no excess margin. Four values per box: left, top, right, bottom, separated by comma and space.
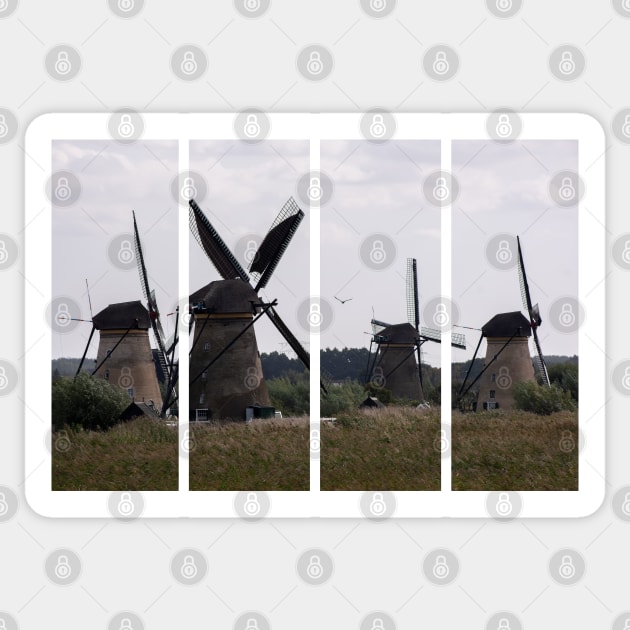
178, 137, 190, 493
310, 135, 321, 494
440, 136, 452, 495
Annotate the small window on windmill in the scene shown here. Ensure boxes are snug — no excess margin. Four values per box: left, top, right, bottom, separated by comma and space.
201, 371, 208, 380
489, 390, 496, 399
203, 342, 210, 352
199, 392, 206, 404
491, 373, 496, 382
104, 369, 110, 381
127, 387, 134, 399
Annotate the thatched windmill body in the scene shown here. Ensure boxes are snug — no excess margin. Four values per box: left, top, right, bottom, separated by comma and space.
367, 258, 466, 401
458, 236, 550, 411
188, 197, 309, 421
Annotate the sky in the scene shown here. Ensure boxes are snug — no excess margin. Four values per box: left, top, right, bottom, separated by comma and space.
189, 140, 310, 356
320, 140, 443, 366
321, 139, 579, 367
52, 140, 178, 359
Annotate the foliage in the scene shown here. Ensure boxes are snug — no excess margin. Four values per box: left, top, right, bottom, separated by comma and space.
267, 371, 310, 416
261, 351, 305, 379
547, 361, 578, 401
52, 373, 132, 431
320, 381, 366, 416
513, 381, 576, 415
52, 418, 178, 491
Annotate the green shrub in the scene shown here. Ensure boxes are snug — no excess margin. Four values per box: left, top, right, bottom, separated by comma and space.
320, 381, 366, 416
52, 372, 132, 431
513, 381, 575, 415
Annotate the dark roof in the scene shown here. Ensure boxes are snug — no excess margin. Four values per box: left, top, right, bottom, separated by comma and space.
93, 301, 150, 330
482, 311, 531, 338
119, 401, 161, 421
360, 396, 385, 408
190, 279, 259, 314
376, 322, 420, 344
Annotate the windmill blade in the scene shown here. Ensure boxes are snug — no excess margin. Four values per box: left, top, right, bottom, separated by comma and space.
516, 235, 542, 325
249, 197, 305, 291
189, 198, 250, 282
406, 258, 420, 330
133, 212, 170, 381
371, 318, 391, 334
265, 304, 310, 370
420, 326, 467, 350
531, 327, 550, 386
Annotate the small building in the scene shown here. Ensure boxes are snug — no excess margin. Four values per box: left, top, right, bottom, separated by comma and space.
360, 396, 385, 409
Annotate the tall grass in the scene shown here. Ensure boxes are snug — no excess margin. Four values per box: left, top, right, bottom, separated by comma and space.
321, 407, 442, 491
189, 418, 309, 491
52, 418, 178, 491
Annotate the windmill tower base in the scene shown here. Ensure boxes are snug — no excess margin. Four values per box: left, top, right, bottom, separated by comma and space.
374, 344, 423, 401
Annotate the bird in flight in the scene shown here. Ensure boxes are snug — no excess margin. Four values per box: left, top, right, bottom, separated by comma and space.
334, 296, 353, 304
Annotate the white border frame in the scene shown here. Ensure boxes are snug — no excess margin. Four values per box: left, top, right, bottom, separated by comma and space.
25, 113, 605, 518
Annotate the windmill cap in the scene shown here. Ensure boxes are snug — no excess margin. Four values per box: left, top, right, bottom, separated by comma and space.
92, 300, 150, 330
190, 279, 260, 314
482, 311, 531, 338
377, 322, 421, 344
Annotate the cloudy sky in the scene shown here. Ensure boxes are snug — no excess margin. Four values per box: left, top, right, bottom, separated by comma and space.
320, 140, 443, 366
189, 140, 310, 356
321, 139, 579, 367
452, 140, 578, 362
52, 140, 178, 359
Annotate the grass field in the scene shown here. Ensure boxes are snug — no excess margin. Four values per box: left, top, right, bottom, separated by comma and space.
189, 418, 309, 491
451, 409, 578, 491
52, 418, 178, 491
321, 407, 442, 491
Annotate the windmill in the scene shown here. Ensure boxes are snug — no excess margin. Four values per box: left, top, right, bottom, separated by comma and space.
132, 211, 178, 416
188, 196, 309, 421
457, 236, 550, 411
74, 212, 178, 418
366, 258, 466, 401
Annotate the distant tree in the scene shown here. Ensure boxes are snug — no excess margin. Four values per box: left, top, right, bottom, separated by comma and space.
513, 381, 575, 415
267, 372, 310, 416
547, 362, 578, 401
321, 382, 366, 416
52, 373, 131, 431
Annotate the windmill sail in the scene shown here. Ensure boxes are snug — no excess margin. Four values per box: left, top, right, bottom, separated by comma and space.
133, 212, 170, 385
406, 258, 420, 330
516, 235, 549, 386
189, 199, 250, 282
265, 305, 310, 370
250, 197, 304, 291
